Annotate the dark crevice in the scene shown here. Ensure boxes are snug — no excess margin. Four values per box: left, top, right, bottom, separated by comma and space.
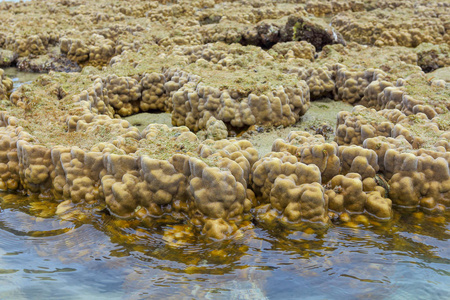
1, 50, 81, 73
310, 91, 335, 101
16, 54, 81, 73
237, 16, 346, 51
0, 51, 18, 68
226, 123, 251, 137
420, 64, 441, 73
199, 15, 222, 26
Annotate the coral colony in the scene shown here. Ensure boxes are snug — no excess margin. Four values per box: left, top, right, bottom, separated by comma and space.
0, 0, 449, 239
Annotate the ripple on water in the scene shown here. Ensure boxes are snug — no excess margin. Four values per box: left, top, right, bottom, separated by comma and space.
0, 191, 449, 299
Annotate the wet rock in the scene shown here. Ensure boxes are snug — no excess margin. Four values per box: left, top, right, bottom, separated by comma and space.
241, 132, 251, 139
256, 126, 265, 133
239, 16, 345, 51
253, 22, 282, 48
280, 16, 346, 51
17, 54, 81, 73
310, 123, 334, 140
428, 66, 450, 83
0, 49, 18, 67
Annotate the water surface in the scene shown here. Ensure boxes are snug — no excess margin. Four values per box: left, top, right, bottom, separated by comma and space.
3, 68, 42, 92
0, 69, 449, 299
0, 192, 449, 300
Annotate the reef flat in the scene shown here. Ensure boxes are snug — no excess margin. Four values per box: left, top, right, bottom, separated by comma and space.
0, 0, 449, 239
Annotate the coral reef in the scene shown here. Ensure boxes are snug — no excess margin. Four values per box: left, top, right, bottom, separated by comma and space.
251, 151, 329, 227
272, 131, 340, 182
0, 69, 13, 100
0, 0, 448, 239
331, 4, 449, 47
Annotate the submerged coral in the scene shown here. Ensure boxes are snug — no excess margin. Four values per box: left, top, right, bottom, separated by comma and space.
0, 0, 448, 239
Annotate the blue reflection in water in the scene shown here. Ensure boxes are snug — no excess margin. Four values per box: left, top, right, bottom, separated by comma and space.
0, 220, 127, 299
0, 193, 449, 300
3, 68, 41, 92
0, 70, 449, 299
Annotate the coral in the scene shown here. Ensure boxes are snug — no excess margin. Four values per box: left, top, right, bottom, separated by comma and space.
60, 37, 115, 67
287, 63, 388, 103
251, 152, 321, 203
305, 1, 333, 17
332, 8, 448, 47
0, 50, 18, 67
362, 136, 412, 173
0, 103, 260, 238
103, 75, 142, 117
140, 72, 170, 112
99, 125, 257, 234
172, 80, 310, 131
0, 0, 449, 239
335, 106, 396, 146
71, 43, 313, 131
0, 69, 13, 100
326, 173, 392, 219
202, 218, 237, 240
204, 116, 228, 141
334, 66, 386, 104
415, 43, 450, 72
288, 65, 335, 99
272, 131, 340, 183
305, 1, 364, 17
14, 35, 47, 57
384, 150, 450, 212
358, 80, 394, 109
251, 152, 328, 225
338, 145, 379, 179
198, 138, 259, 183
0, 124, 26, 191
270, 41, 316, 61
270, 179, 329, 224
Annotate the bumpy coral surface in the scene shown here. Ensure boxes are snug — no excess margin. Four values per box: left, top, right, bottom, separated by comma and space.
0, 0, 449, 238
0, 69, 13, 100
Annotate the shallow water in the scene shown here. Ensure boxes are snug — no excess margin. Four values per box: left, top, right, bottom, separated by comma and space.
1, 69, 449, 299
0, 191, 449, 300
3, 68, 42, 92
124, 112, 173, 132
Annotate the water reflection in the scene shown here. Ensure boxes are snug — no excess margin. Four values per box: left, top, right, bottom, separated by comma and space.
0, 191, 449, 299
3, 68, 42, 92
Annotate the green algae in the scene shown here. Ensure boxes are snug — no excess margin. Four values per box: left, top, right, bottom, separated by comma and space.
403, 75, 450, 109
4, 71, 120, 150
110, 42, 304, 95
136, 127, 220, 167
124, 112, 172, 131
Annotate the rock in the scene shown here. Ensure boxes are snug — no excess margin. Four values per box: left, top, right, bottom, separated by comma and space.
280, 16, 346, 51
428, 67, 450, 83
0, 50, 18, 67
16, 54, 81, 73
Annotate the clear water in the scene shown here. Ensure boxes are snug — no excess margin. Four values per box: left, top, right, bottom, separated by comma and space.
0, 191, 449, 300
3, 68, 42, 92
1, 70, 449, 299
